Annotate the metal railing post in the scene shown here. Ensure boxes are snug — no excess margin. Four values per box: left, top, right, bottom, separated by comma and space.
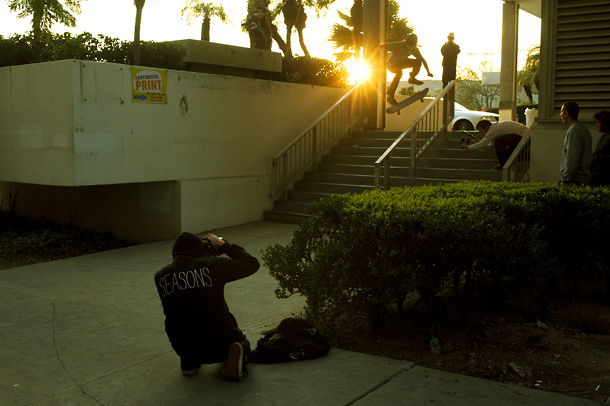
374, 164, 380, 189
410, 129, 417, 178
383, 157, 390, 190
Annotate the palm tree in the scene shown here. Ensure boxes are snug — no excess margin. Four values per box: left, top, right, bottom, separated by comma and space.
276, 0, 310, 58
328, 0, 362, 63
329, 0, 412, 63
181, 1, 229, 42
518, 46, 540, 103
386, 0, 413, 42
244, 0, 332, 57
5, 0, 84, 39
242, 0, 272, 50
133, 0, 147, 65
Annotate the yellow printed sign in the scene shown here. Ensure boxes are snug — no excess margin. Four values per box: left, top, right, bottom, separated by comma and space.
132, 68, 167, 103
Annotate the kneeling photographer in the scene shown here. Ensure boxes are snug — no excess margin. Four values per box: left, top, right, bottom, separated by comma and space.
460, 119, 529, 170
154, 232, 260, 381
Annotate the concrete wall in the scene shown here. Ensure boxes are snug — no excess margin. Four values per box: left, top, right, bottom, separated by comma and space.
0, 60, 347, 241
0, 61, 77, 185
385, 97, 439, 131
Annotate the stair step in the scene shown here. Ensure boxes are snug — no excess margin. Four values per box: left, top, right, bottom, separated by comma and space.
263, 209, 308, 223
321, 154, 498, 170
294, 181, 373, 194
270, 129, 502, 222
314, 163, 502, 181
331, 146, 496, 159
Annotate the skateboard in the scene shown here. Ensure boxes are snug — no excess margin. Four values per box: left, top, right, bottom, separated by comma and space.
386, 88, 429, 115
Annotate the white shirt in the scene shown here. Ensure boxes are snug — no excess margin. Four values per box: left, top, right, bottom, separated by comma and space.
468, 121, 529, 150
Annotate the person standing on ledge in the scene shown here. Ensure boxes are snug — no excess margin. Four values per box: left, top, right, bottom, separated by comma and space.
441, 32, 460, 89
379, 34, 433, 106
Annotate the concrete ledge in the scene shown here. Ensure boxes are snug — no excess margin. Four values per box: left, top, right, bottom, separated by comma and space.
174, 39, 282, 73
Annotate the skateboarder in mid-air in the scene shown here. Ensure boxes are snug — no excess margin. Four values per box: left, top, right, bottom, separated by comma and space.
379, 34, 433, 106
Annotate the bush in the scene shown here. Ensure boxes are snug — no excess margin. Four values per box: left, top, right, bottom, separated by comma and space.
262, 182, 610, 340
0, 32, 187, 70
277, 56, 349, 88
0, 211, 132, 266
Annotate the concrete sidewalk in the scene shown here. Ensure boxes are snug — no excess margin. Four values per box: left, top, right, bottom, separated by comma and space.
0, 220, 597, 405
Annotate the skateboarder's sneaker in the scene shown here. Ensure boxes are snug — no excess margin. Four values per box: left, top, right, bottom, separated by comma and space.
408, 77, 424, 86
386, 95, 399, 105
224, 342, 245, 381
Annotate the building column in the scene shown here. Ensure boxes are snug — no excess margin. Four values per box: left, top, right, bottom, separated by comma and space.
499, 0, 519, 122
361, 0, 387, 129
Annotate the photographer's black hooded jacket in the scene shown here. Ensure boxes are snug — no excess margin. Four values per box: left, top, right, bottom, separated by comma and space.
154, 232, 260, 363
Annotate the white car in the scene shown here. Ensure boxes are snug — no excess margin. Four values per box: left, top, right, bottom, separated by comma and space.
450, 103, 499, 131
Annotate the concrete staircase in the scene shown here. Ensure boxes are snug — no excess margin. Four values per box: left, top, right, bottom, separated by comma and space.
263, 129, 501, 223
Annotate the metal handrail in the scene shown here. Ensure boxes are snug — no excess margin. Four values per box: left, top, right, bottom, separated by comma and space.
271, 84, 361, 200
374, 81, 456, 189
502, 131, 532, 182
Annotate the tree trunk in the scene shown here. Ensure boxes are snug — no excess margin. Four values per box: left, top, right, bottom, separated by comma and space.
245, 0, 272, 51
295, 5, 309, 57
285, 25, 293, 58
271, 24, 287, 55
202, 17, 210, 41
32, 5, 43, 39
296, 28, 309, 57
133, 3, 145, 65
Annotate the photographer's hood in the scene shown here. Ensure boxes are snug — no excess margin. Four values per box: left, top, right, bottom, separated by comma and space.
172, 232, 207, 258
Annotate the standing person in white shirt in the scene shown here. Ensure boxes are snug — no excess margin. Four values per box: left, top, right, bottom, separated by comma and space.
460, 119, 529, 170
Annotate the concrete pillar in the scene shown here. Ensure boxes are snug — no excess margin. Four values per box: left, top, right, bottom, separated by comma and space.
499, 0, 519, 122
361, 0, 387, 129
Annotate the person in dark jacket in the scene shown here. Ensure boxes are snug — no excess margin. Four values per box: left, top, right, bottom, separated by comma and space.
441, 32, 460, 88
154, 232, 260, 380
590, 110, 610, 186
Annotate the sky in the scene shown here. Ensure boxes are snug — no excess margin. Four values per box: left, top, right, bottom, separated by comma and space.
0, 0, 541, 78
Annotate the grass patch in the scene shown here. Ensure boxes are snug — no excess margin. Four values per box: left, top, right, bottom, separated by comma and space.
0, 211, 133, 270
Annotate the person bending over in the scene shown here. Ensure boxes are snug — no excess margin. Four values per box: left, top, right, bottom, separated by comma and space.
461, 119, 529, 170
154, 232, 260, 381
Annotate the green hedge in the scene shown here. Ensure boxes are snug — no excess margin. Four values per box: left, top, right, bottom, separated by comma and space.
0, 34, 349, 88
0, 32, 187, 70
262, 182, 610, 339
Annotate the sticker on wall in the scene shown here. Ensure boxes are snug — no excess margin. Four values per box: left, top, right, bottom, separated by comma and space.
132, 68, 167, 103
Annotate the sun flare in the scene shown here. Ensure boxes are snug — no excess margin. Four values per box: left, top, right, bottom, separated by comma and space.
345, 59, 371, 84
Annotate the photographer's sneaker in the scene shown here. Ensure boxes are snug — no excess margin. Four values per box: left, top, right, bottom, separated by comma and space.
181, 364, 201, 376
223, 342, 244, 381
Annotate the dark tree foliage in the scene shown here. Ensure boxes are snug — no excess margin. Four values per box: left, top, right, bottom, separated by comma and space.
0, 32, 187, 70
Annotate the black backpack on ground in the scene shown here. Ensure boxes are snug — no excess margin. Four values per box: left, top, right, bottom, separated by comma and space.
251, 318, 331, 363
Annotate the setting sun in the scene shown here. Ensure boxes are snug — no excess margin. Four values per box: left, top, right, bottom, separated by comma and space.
344, 59, 371, 84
